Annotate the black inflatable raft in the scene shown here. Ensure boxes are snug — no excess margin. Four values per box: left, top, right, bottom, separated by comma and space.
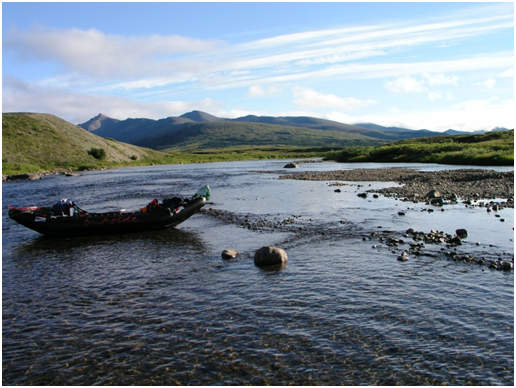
8, 186, 210, 237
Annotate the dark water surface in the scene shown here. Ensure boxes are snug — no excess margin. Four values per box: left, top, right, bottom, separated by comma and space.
2, 160, 513, 385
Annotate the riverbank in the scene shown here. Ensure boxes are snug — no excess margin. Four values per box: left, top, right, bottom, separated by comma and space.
325, 130, 514, 166
2, 147, 329, 181
280, 168, 514, 207
275, 167, 514, 271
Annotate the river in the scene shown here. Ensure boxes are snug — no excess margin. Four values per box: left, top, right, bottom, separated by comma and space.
2, 160, 513, 385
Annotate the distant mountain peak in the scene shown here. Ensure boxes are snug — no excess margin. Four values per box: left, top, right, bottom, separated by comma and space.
179, 111, 220, 122
78, 113, 120, 132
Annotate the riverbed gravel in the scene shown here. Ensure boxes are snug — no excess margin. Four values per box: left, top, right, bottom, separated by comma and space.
280, 168, 514, 207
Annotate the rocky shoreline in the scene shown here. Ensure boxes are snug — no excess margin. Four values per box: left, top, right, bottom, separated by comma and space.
201, 207, 514, 272
2, 170, 80, 182
280, 168, 514, 208
202, 167, 514, 272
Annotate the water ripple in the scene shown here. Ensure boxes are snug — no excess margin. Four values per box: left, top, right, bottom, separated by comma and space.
3, 161, 513, 385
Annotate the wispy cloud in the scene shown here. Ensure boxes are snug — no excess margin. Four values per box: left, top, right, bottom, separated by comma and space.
2, 77, 221, 122
248, 85, 280, 97
385, 76, 427, 93
292, 87, 376, 111
212, 52, 512, 90
326, 97, 515, 132
385, 73, 459, 97
4, 8, 512, 91
475, 78, 497, 89
4, 27, 221, 78
3, 3, 513, 130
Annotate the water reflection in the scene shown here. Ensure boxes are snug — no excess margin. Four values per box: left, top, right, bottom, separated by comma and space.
15, 228, 206, 254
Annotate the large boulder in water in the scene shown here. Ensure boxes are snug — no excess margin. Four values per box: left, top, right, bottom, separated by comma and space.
283, 162, 298, 168
254, 246, 288, 267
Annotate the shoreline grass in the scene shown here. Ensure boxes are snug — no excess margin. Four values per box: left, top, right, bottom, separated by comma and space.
2, 146, 331, 176
324, 130, 514, 166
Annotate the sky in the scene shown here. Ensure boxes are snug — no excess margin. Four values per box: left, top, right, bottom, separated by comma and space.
2, 1, 514, 131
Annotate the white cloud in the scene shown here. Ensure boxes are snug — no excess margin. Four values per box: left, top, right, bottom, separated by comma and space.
4, 7, 512, 89
3, 4, 512, 130
4, 27, 220, 78
2, 77, 221, 123
427, 91, 455, 102
385, 73, 460, 98
292, 87, 376, 111
423, 73, 459, 86
428, 91, 443, 101
385, 76, 426, 93
326, 98, 515, 132
475, 78, 497, 89
248, 84, 280, 97
498, 67, 513, 78
209, 51, 512, 90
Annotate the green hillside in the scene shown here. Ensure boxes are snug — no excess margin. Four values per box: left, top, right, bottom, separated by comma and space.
81, 111, 399, 149
2, 113, 335, 175
2, 113, 172, 175
80, 110, 512, 154
325, 130, 514, 166
145, 121, 382, 151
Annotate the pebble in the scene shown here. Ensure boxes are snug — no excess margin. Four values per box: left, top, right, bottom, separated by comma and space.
397, 251, 409, 262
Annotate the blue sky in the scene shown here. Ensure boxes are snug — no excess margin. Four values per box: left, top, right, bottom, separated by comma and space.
2, 2, 514, 131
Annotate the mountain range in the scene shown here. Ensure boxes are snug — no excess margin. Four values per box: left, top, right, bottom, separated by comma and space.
80, 111, 498, 151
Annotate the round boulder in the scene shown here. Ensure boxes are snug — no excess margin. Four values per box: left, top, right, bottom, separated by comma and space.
397, 250, 409, 262
283, 162, 298, 169
254, 246, 288, 267
221, 249, 240, 260
455, 229, 468, 239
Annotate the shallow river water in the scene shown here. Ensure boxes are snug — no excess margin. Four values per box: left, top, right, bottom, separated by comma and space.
2, 160, 514, 385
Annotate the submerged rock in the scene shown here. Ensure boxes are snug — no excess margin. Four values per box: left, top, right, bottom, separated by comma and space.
4, 173, 42, 181
254, 246, 288, 267
455, 229, 468, 239
221, 249, 240, 260
397, 251, 409, 262
430, 198, 444, 206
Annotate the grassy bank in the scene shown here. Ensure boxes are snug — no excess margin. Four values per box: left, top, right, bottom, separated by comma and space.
2, 113, 173, 175
325, 130, 514, 166
166, 145, 332, 163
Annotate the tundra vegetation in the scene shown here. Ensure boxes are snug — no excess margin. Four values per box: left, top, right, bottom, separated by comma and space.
325, 130, 514, 166
2, 113, 330, 175
2, 112, 513, 176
